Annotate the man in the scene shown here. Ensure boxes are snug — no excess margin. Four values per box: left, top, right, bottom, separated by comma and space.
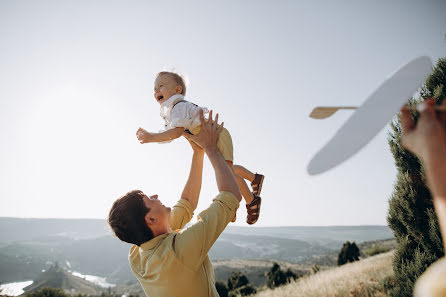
401, 98, 446, 297
108, 110, 242, 297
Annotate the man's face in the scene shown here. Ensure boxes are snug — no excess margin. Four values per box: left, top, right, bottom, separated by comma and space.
143, 194, 171, 224
154, 75, 181, 105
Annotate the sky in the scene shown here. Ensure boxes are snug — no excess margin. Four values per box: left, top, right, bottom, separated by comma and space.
0, 0, 445, 226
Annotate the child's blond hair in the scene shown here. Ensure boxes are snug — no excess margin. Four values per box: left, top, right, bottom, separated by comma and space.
156, 71, 187, 96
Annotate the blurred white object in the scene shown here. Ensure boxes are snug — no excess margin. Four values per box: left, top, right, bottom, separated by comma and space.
307, 56, 433, 175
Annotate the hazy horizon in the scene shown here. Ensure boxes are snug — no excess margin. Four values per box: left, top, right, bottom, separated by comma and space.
0, 216, 391, 227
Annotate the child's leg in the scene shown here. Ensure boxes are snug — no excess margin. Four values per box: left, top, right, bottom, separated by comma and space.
233, 165, 255, 182
226, 160, 261, 225
234, 164, 264, 196
226, 161, 254, 204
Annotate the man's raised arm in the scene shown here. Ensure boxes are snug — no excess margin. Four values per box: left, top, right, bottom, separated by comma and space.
180, 139, 205, 210
186, 110, 241, 201
174, 110, 241, 270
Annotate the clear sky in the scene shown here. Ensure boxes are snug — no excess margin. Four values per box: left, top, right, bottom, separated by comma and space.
1, 0, 445, 226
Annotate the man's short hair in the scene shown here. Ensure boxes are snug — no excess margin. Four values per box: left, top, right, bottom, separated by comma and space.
157, 71, 187, 96
108, 190, 154, 246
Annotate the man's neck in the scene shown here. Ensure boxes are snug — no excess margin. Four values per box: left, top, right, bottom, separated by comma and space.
151, 224, 171, 237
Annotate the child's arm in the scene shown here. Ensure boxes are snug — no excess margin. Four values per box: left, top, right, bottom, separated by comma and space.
136, 127, 184, 144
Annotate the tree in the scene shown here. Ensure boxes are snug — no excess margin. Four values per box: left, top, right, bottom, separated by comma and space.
311, 264, 320, 274
228, 284, 257, 297
226, 272, 256, 297
285, 268, 298, 282
215, 281, 228, 297
266, 263, 287, 289
25, 287, 68, 297
387, 58, 445, 297
227, 272, 249, 291
337, 241, 360, 266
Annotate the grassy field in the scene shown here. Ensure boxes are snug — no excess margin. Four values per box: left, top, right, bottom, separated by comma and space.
253, 251, 394, 297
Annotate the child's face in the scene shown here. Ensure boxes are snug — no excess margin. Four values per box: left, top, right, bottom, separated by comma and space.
154, 75, 182, 105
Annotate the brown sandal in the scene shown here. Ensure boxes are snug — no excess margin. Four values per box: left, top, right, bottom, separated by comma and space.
251, 173, 264, 196
246, 194, 261, 225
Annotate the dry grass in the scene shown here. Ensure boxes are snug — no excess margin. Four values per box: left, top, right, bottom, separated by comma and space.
254, 251, 394, 297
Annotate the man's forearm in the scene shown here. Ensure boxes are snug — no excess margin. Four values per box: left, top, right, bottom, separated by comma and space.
424, 157, 446, 200
206, 147, 242, 201
423, 154, 446, 247
181, 150, 204, 209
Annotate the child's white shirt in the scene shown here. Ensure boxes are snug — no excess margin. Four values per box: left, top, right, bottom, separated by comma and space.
159, 94, 208, 131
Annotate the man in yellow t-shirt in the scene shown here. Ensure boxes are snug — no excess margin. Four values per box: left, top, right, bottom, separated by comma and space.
108, 110, 242, 297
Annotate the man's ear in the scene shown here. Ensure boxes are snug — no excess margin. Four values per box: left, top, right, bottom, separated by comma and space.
175, 85, 183, 94
145, 214, 157, 226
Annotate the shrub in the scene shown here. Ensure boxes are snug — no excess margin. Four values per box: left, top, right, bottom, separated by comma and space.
266, 262, 299, 288
337, 241, 360, 266
25, 287, 68, 297
228, 284, 257, 297
387, 58, 445, 296
227, 272, 249, 291
216, 280, 229, 297
364, 245, 391, 257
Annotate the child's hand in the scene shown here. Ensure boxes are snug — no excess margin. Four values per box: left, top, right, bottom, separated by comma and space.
136, 128, 154, 144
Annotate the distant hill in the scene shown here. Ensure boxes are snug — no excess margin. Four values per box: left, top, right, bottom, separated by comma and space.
0, 218, 109, 243
22, 265, 102, 296
0, 218, 393, 246
0, 217, 394, 285
225, 225, 393, 248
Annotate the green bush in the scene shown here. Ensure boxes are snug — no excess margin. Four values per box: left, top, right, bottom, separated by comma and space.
228, 284, 257, 297
227, 272, 249, 291
225, 271, 257, 296
364, 245, 391, 257
387, 58, 445, 297
266, 263, 299, 288
216, 280, 229, 297
285, 268, 298, 281
337, 241, 360, 266
25, 287, 68, 297
266, 263, 287, 289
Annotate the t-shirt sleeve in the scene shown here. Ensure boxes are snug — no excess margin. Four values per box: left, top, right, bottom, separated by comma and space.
170, 102, 192, 129
172, 191, 239, 271
170, 199, 194, 230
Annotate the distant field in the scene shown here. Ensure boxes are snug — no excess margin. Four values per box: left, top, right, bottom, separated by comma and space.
254, 251, 394, 297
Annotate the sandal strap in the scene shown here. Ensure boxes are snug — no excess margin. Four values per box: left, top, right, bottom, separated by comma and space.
246, 195, 261, 224
251, 173, 264, 195
246, 195, 261, 208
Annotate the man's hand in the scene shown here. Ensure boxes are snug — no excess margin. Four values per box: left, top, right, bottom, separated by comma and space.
401, 98, 446, 163
401, 97, 446, 216
184, 135, 204, 154
136, 128, 154, 144
183, 110, 223, 153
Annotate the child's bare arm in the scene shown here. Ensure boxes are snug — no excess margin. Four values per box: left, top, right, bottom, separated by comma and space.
136, 127, 184, 144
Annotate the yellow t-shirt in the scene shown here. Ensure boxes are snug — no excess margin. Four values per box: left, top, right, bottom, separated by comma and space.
129, 191, 239, 297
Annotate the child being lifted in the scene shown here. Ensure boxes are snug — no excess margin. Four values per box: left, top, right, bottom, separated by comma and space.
136, 71, 264, 224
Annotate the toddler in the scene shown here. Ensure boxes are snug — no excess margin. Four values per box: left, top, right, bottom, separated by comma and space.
136, 71, 264, 224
